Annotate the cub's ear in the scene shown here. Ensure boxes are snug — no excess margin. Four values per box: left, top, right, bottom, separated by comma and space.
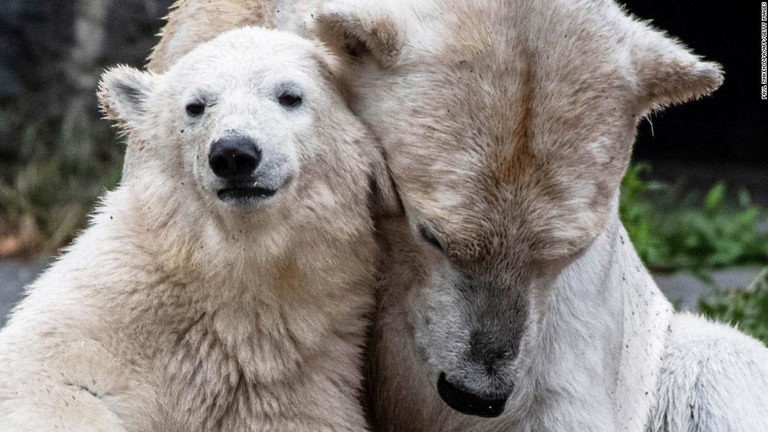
315, 0, 404, 68
629, 24, 723, 111
368, 145, 403, 218
98, 66, 156, 132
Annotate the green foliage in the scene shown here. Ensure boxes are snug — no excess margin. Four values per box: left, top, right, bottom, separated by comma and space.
0, 109, 123, 256
700, 268, 768, 343
0, 153, 122, 254
619, 163, 667, 266
620, 164, 768, 275
658, 184, 768, 272
622, 168, 768, 338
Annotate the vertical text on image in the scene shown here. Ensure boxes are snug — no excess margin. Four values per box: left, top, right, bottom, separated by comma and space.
762, 3, 768, 99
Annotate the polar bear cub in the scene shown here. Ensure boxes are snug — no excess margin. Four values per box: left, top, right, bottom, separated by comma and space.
0, 27, 395, 431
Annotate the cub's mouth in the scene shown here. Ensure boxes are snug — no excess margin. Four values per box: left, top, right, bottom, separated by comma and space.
217, 186, 278, 206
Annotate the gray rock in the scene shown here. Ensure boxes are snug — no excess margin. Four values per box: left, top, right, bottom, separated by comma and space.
654, 267, 764, 312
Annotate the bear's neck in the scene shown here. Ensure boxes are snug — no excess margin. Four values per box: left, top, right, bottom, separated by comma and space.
517, 213, 673, 430
118, 176, 295, 288
86, 180, 373, 399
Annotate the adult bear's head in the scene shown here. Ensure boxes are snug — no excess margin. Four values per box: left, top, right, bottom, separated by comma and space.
317, 0, 722, 418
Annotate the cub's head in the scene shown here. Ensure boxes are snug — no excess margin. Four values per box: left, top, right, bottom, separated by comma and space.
317, 0, 722, 417
99, 27, 396, 240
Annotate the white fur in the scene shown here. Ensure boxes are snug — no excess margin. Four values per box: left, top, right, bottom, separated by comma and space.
0, 27, 387, 431
649, 314, 768, 432
145, 1, 764, 431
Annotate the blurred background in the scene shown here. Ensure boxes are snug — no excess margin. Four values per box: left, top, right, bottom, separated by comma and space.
0, 1, 767, 335
0, 0, 173, 258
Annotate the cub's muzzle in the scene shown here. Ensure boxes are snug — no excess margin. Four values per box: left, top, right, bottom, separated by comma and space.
209, 135, 262, 181
208, 135, 284, 206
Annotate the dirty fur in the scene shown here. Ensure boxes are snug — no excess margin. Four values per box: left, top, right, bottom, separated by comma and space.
152, 0, 766, 430
0, 27, 397, 431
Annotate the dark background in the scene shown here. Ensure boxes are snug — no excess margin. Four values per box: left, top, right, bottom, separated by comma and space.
0, 0, 174, 161
0, 0, 175, 258
619, 0, 767, 165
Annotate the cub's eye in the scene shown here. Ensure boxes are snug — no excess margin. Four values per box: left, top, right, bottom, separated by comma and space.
186, 102, 205, 117
419, 225, 444, 252
278, 92, 302, 108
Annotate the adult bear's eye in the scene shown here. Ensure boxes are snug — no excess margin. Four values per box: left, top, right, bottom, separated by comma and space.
186, 102, 205, 117
278, 91, 302, 108
419, 224, 445, 252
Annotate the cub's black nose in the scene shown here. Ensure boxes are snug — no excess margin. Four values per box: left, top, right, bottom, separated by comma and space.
209, 136, 261, 180
437, 373, 509, 418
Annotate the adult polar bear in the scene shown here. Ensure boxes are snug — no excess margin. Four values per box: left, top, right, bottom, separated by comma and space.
150, 1, 768, 431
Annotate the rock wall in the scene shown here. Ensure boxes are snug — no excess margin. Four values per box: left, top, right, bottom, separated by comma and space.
0, 0, 173, 161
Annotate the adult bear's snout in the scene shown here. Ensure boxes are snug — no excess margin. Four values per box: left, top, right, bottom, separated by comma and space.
209, 135, 262, 181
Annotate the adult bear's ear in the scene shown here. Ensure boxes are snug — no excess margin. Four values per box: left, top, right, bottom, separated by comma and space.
628, 22, 723, 112
368, 144, 403, 218
98, 66, 156, 133
315, 0, 404, 69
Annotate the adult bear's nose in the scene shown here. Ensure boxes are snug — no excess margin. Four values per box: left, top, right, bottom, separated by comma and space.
437, 373, 509, 418
208, 135, 262, 180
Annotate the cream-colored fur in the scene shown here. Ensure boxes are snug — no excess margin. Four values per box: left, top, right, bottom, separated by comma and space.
0, 27, 395, 431
148, 0, 319, 72
149, 1, 768, 431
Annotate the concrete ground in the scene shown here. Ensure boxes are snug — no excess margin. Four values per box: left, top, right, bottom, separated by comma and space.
0, 259, 50, 328
0, 259, 762, 329
655, 267, 763, 311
